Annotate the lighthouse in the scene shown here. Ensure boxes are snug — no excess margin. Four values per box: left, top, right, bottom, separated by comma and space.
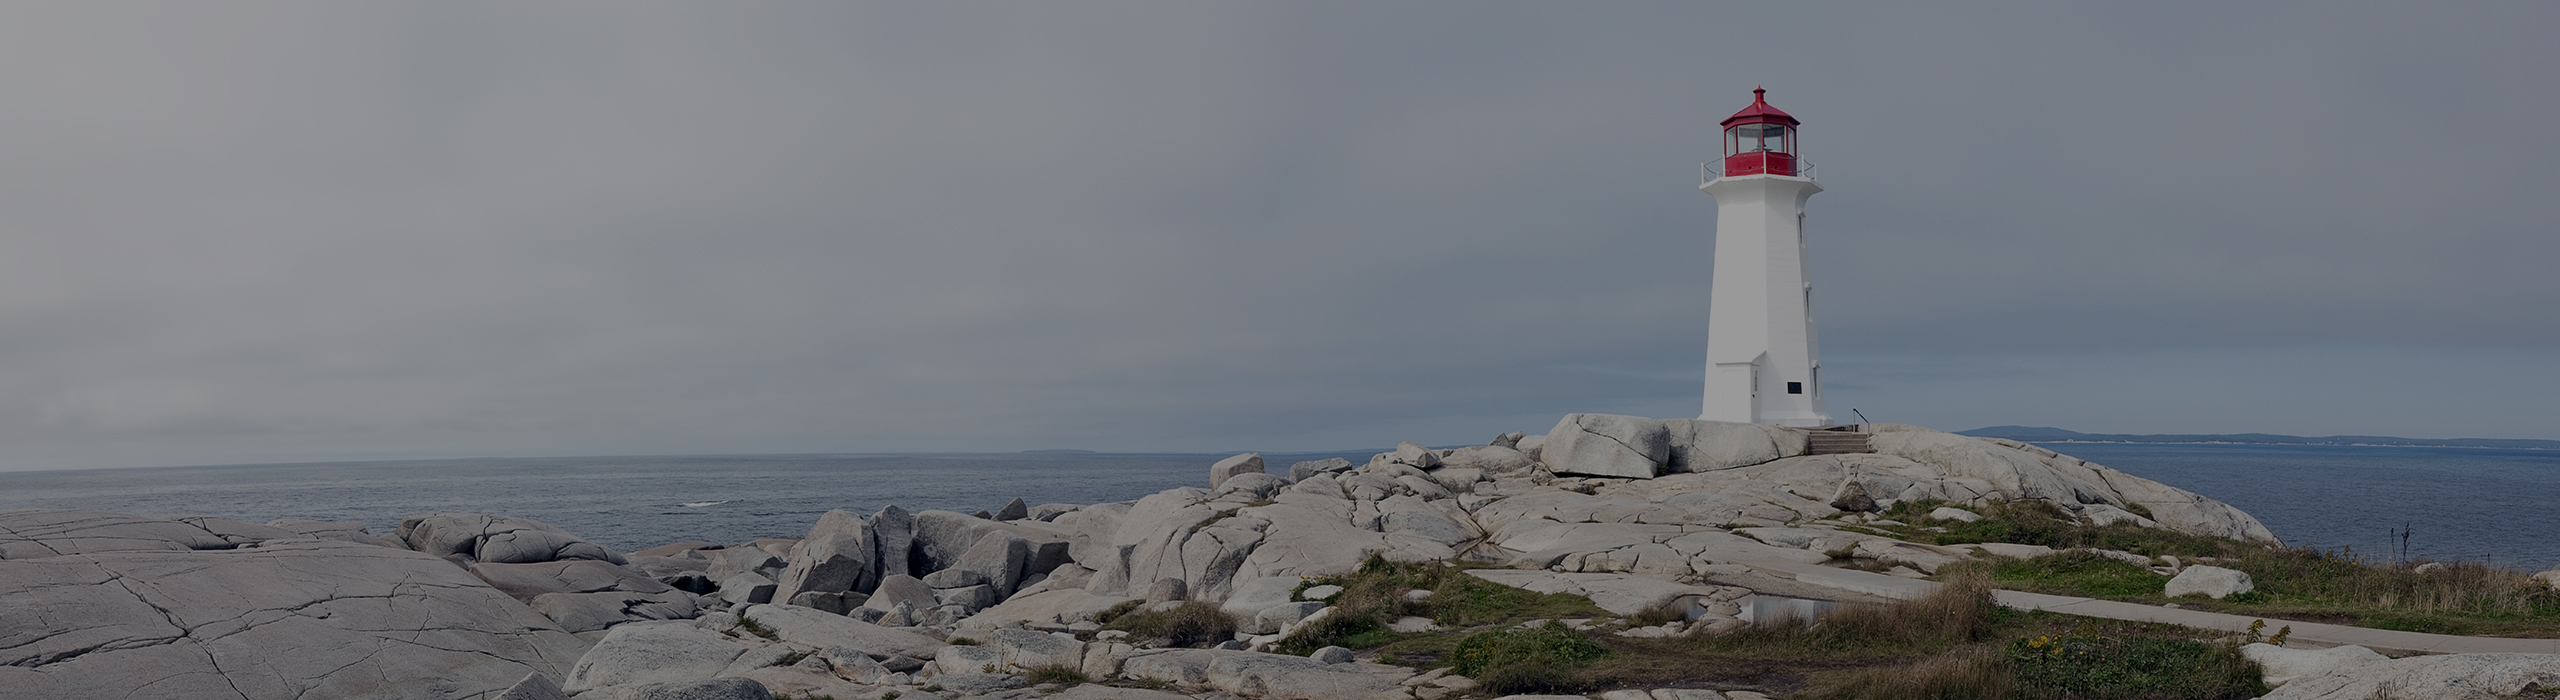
1700, 88, 1830, 427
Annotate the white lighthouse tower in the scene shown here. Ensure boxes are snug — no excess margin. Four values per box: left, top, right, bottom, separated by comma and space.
1700, 88, 1830, 427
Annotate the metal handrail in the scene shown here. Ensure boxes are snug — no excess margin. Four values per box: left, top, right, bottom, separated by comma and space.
1701, 158, 1819, 185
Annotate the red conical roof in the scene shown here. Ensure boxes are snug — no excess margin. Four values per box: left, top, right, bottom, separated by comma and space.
1720, 87, 1799, 127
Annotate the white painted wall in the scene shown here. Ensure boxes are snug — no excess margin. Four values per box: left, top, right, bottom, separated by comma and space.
1701, 173, 1830, 427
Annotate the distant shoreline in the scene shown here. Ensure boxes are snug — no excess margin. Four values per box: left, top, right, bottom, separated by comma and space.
2015, 439, 2552, 451
1960, 425, 2560, 451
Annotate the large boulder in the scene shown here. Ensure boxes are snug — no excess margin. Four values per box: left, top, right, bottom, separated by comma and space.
2164, 565, 2253, 599
397, 513, 626, 565
774, 509, 874, 601
1440, 445, 1536, 476
861, 573, 937, 616
2257, 652, 2560, 700
470, 559, 675, 602
1542, 413, 1669, 479
871, 505, 917, 582
991, 628, 1087, 670
1662, 419, 1804, 472
1210, 453, 1267, 490
909, 510, 1073, 578
0, 532, 590, 699
560, 621, 750, 693
739, 604, 947, 659
1287, 458, 1353, 483
2241, 643, 2388, 689
952, 531, 1034, 598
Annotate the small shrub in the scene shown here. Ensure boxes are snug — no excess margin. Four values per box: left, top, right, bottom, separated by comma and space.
2006, 626, 2263, 699
1449, 622, 1608, 680
1022, 664, 1090, 685
1091, 599, 1144, 626
1699, 572, 2000, 657
732, 616, 780, 641
1102, 602, 1239, 648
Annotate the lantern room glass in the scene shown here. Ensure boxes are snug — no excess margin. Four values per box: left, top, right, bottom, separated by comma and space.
1725, 124, 1793, 156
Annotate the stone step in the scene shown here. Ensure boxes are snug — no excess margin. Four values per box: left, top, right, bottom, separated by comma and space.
1803, 431, 1873, 455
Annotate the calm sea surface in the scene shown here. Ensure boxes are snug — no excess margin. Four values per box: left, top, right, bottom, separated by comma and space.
1, 443, 2552, 570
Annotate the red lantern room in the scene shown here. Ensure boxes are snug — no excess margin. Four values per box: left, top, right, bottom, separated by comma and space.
1720, 87, 1801, 177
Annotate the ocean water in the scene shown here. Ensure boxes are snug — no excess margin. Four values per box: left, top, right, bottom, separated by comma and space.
0, 452, 1363, 552
2038, 442, 2560, 570
2, 443, 2554, 570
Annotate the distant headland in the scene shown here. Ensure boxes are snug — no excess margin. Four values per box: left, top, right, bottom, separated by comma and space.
1962, 425, 2560, 451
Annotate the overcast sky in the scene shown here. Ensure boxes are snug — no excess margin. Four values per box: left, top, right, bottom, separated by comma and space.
0, 3, 2552, 471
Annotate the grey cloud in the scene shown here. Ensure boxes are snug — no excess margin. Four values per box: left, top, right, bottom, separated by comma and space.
0, 2, 2551, 470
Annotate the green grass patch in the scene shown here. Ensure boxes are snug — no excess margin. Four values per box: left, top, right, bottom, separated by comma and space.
1958, 549, 2172, 599
1450, 622, 1608, 694
2005, 625, 2262, 699
1877, 499, 2249, 559
1273, 556, 1607, 655
1941, 534, 2560, 637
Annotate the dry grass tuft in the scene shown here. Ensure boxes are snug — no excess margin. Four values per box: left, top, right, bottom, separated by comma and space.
1802, 648, 2012, 700
1101, 601, 1239, 648
1698, 572, 1999, 657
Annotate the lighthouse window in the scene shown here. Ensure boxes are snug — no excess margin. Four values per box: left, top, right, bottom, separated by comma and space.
1787, 381, 1803, 394
1727, 124, 1792, 154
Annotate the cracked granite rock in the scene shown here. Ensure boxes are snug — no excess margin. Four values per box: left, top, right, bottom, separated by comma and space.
0, 511, 590, 700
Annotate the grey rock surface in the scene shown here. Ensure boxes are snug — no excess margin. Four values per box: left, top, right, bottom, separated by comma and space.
1249, 601, 1326, 634
1543, 413, 1670, 479
1662, 419, 1804, 472
923, 567, 991, 588
529, 590, 703, 633
0, 534, 590, 699
265, 518, 406, 548
911, 509, 1074, 578
397, 513, 626, 565
955, 530, 1034, 598
871, 504, 918, 581
936, 643, 1003, 675
863, 573, 937, 616
2241, 643, 2389, 689
997, 497, 1031, 522
1145, 577, 1189, 604
2256, 652, 2560, 700
718, 572, 777, 606
704, 548, 784, 582
991, 627, 1086, 669
493, 672, 572, 700
562, 621, 750, 692
472, 559, 675, 602
1287, 458, 1353, 483
1440, 445, 1535, 476
2164, 565, 2254, 599
739, 603, 948, 659
0, 508, 238, 557
775, 508, 875, 601
1211, 452, 1267, 490
586, 677, 774, 700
